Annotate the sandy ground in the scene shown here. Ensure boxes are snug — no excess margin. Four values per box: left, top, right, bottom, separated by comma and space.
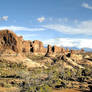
0, 87, 20, 92
53, 89, 81, 92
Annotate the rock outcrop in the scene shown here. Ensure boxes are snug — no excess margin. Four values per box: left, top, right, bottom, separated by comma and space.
52, 45, 62, 53
22, 40, 31, 53
45, 45, 52, 56
47, 45, 52, 53
46, 45, 67, 56
30, 40, 47, 54
0, 30, 23, 54
0, 30, 47, 55
0, 29, 85, 56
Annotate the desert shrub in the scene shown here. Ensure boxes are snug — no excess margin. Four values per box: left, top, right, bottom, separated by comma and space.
37, 85, 52, 92
23, 84, 52, 92
74, 68, 82, 78
0, 82, 12, 88
59, 68, 72, 80
78, 76, 88, 83
82, 67, 92, 76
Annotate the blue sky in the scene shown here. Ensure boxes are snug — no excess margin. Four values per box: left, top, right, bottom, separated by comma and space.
0, 0, 92, 48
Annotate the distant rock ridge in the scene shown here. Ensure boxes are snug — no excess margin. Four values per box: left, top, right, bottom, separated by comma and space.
0, 30, 84, 56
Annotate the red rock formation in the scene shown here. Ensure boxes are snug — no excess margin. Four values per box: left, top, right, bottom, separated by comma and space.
45, 45, 52, 56
0, 30, 23, 53
30, 40, 47, 54
70, 50, 75, 54
70, 49, 85, 55
47, 45, 52, 53
52, 45, 62, 53
0, 29, 85, 56
61, 47, 65, 53
66, 48, 70, 53
33, 40, 43, 52
22, 40, 31, 53
80, 48, 84, 53
45, 45, 66, 56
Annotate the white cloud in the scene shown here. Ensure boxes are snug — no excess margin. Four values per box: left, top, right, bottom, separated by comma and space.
82, 3, 92, 10
0, 16, 8, 21
43, 20, 92, 35
37, 17, 45, 22
43, 38, 92, 49
0, 26, 45, 31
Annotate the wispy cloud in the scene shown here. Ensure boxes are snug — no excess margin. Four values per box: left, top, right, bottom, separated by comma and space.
43, 20, 92, 35
82, 3, 92, 10
0, 26, 45, 31
47, 17, 68, 23
0, 16, 8, 21
22, 34, 37, 37
43, 38, 92, 49
37, 17, 45, 22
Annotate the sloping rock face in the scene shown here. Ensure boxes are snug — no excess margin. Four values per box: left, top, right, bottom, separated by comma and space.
0, 30, 23, 54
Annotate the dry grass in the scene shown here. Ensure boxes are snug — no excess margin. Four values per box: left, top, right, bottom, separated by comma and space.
0, 54, 47, 69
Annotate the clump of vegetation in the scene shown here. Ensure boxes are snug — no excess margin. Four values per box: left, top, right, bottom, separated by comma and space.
24, 84, 52, 92
0, 55, 92, 92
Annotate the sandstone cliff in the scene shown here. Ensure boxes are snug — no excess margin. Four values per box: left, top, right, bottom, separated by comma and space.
30, 40, 47, 54
0, 30, 23, 54
0, 29, 85, 56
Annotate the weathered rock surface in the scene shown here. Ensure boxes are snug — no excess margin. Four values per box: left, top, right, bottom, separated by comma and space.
0, 30, 47, 55
52, 45, 62, 53
30, 40, 47, 54
46, 45, 52, 56
22, 40, 31, 53
46, 45, 67, 57
0, 30, 23, 54
0, 29, 85, 57
61, 55, 84, 69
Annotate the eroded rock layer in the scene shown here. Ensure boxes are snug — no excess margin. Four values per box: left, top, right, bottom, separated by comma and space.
0, 30, 85, 56
0, 30, 23, 54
